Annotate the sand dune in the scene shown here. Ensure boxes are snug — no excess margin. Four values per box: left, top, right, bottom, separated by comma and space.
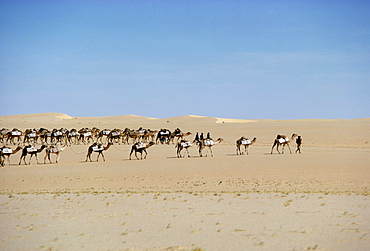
0, 113, 369, 250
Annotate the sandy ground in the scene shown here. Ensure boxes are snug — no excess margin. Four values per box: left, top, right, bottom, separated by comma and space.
0, 113, 369, 250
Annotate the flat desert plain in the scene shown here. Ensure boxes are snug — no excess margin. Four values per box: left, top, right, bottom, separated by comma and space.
0, 113, 369, 250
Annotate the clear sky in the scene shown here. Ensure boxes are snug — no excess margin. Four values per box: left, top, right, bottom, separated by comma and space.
1, 0, 369, 119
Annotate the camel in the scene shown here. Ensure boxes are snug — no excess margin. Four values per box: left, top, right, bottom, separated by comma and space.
108, 129, 123, 144
129, 141, 155, 160
37, 128, 51, 144
196, 137, 223, 157
85, 142, 113, 162
169, 128, 182, 144
6, 129, 23, 145
156, 129, 172, 144
271, 134, 298, 154
173, 131, 192, 144
176, 140, 192, 158
236, 137, 257, 155
78, 128, 93, 144
67, 129, 79, 145
127, 130, 144, 144
97, 129, 111, 143
19, 145, 47, 165
23, 129, 38, 144
0, 146, 22, 165
142, 130, 159, 142
44, 145, 68, 164
1, 128, 10, 144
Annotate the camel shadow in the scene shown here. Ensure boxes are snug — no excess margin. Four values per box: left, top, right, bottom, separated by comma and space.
167, 156, 200, 159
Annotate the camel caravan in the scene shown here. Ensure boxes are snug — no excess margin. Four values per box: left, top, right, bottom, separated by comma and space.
0, 126, 302, 166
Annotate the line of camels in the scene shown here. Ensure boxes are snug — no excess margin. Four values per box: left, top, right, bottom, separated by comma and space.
0, 126, 302, 166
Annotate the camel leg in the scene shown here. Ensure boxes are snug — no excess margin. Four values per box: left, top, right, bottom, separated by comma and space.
179, 148, 184, 158
276, 144, 281, 154
96, 152, 101, 161
129, 148, 134, 160
101, 152, 105, 161
185, 148, 190, 157
246, 146, 249, 155
44, 153, 48, 164
135, 151, 140, 160
4, 155, 10, 165
19, 155, 24, 165
210, 147, 214, 157
28, 154, 33, 165
287, 143, 292, 154
176, 147, 181, 158
48, 152, 52, 163
143, 150, 148, 159
271, 141, 277, 154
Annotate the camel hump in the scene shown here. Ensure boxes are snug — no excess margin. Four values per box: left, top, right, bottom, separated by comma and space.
49, 146, 60, 153
241, 139, 251, 145
92, 145, 104, 151
2, 148, 12, 154
181, 141, 191, 147
135, 142, 146, 149
204, 139, 214, 146
27, 146, 38, 153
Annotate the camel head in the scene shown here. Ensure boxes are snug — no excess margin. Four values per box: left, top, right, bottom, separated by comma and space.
216, 138, 223, 143
291, 134, 298, 139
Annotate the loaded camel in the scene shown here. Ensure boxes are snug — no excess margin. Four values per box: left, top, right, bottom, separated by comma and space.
86, 142, 113, 162
129, 141, 155, 160
271, 134, 298, 154
97, 129, 111, 143
78, 128, 92, 144
37, 128, 51, 144
126, 129, 145, 144
44, 145, 68, 164
108, 129, 123, 144
0, 146, 22, 166
156, 129, 172, 144
173, 131, 192, 144
23, 129, 38, 144
6, 129, 23, 145
143, 130, 159, 142
1, 128, 10, 144
176, 140, 193, 158
19, 145, 47, 165
236, 137, 257, 155
195, 136, 223, 157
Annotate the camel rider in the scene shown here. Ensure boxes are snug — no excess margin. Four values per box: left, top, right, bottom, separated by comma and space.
206, 132, 211, 139
194, 132, 199, 142
200, 133, 204, 140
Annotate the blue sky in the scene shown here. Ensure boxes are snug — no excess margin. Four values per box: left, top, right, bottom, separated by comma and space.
1, 0, 369, 119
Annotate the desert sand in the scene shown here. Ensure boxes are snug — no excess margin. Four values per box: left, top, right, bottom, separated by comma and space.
0, 113, 369, 250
